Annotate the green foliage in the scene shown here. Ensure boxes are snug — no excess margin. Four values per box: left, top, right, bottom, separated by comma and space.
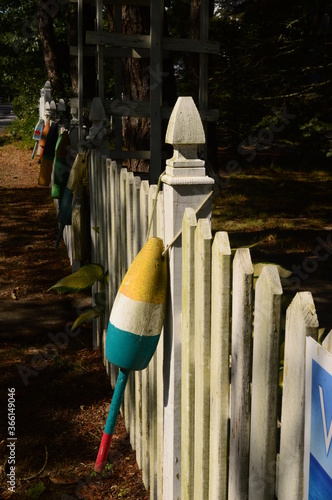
300, 117, 332, 155
49, 264, 108, 331
1, 0, 331, 156
8, 110, 39, 149
27, 481, 46, 499
208, 0, 332, 153
49, 264, 106, 293
118, 486, 130, 497
91, 462, 113, 478
71, 306, 104, 332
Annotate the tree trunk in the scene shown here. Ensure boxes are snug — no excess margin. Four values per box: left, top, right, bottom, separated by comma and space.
65, 3, 79, 97
38, 0, 62, 93
121, 5, 177, 173
121, 5, 151, 172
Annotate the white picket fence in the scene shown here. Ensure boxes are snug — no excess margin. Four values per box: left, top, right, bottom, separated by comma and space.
69, 97, 332, 499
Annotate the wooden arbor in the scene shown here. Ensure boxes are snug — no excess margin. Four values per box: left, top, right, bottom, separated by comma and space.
75, 0, 219, 183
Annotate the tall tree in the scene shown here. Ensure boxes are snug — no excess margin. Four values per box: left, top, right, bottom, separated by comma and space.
38, 0, 62, 93
119, 5, 178, 172
0, 0, 46, 108
121, 5, 151, 172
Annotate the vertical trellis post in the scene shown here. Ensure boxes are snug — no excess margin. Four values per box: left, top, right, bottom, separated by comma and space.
150, 0, 164, 183
162, 97, 214, 500
77, 0, 83, 145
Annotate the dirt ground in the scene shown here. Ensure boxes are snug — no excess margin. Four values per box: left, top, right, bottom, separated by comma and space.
0, 143, 148, 499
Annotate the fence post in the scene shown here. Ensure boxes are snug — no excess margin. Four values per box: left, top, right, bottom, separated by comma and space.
278, 292, 318, 500
162, 96, 214, 500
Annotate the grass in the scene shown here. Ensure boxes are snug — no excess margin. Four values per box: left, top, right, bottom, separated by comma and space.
212, 156, 332, 253
0, 109, 37, 149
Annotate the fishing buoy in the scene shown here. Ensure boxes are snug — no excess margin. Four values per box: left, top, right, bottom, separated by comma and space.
31, 118, 45, 159
94, 237, 168, 472
38, 119, 50, 162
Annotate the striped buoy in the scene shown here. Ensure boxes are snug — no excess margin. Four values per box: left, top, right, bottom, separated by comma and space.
94, 237, 167, 472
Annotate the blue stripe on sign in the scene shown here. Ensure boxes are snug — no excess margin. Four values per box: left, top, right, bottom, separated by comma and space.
106, 322, 161, 371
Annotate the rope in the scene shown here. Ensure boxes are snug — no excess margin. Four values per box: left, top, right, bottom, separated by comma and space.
162, 189, 213, 256
146, 171, 166, 242
145, 171, 214, 256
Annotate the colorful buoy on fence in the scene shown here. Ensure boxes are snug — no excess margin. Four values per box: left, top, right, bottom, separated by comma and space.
94, 237, 168, 473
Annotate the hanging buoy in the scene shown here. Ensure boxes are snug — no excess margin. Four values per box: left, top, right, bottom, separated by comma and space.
38, 119, 50, 162
31, 118, 45, 159
94, 237, 168, 472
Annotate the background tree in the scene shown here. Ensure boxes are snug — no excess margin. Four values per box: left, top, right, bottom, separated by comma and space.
209, 0, 332, 155
1, 0, 331, 158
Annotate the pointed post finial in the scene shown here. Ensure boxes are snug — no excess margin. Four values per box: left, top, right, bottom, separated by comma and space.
165, 97, 205, 170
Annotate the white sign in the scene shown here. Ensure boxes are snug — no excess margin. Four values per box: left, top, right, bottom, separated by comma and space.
304, 337, 332, 499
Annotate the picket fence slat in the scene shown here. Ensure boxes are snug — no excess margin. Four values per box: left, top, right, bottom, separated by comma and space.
249, 265, 283, 499
228, 248, 254, 500
194, 218, 212, 500
133, 175, 142, 256
148, 184, 158, 498
125, 171, 135, 268
100, 156, 108, 276
124, 170, 136, 450
140, 179, 150, 490
209, 231, 231, 500
119, 168, 127, 281
134, 179, 149, 473
72, 184, 83, 261
278, 292, 318, 500
89, 151, 100, 349
106, 162, 112, 338
135, 368, 143, 468
107, 160, 119, 306
95, 154, 105, 353
139, 180, 149, 244
99, 156, 108, 363
322, 329, 332, 353
132, 173, 143, 471
181, 208, 198, 500
108, 159, 120, 389
156, 191, 165, 498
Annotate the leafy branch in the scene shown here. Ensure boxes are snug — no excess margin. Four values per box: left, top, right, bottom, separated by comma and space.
49, 263, 108, 331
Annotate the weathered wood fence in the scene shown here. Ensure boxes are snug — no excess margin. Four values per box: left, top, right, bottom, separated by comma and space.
68, 97, 331, 499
